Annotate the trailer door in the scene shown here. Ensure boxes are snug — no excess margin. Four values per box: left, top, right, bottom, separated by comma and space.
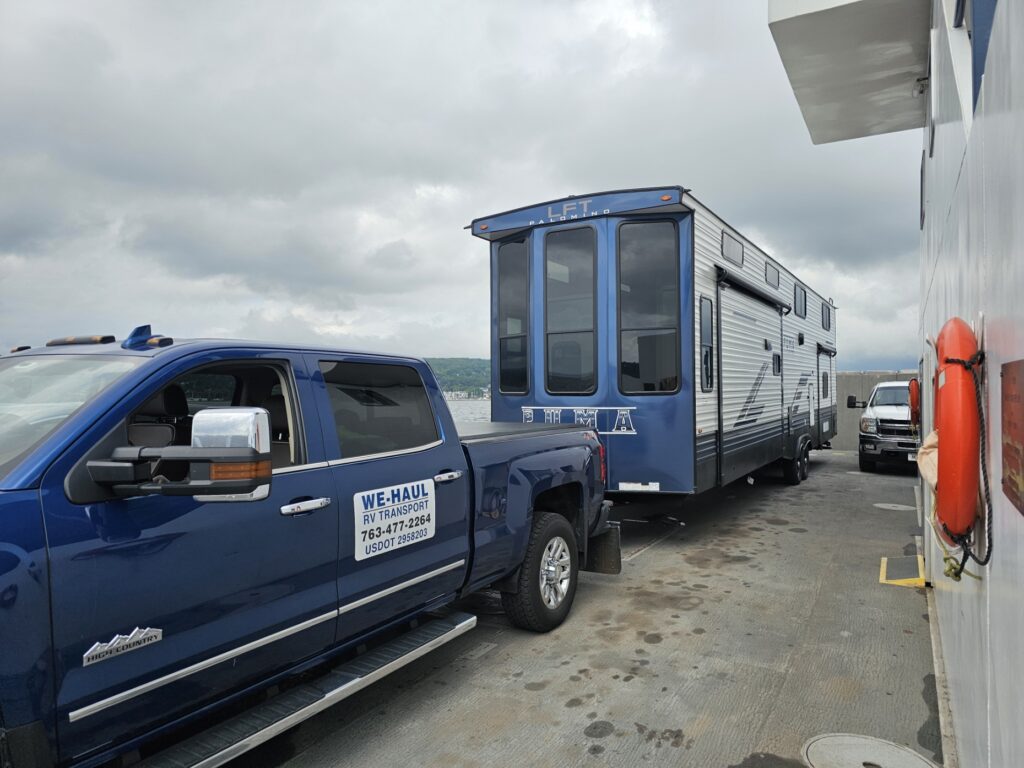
816, 348, 834, 444
718, 283, 784, 484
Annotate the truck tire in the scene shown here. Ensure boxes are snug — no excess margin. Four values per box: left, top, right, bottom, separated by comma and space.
501, 512, 578, 632
859, 455, 875, 472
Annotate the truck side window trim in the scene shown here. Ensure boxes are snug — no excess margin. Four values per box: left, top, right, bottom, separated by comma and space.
699, 295, 714, 392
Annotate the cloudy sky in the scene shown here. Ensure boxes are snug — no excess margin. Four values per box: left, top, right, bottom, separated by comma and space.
0, 1, 921, 370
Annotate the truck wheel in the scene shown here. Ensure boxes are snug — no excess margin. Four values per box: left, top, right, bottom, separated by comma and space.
859, 456, 875, 472
501, 512, 578, 632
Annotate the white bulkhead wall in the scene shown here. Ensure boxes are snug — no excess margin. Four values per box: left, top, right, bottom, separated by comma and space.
920, 2, 1024, 767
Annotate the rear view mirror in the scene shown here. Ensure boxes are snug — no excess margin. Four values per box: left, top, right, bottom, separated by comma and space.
87, 407, 272, 500
846, 395, 865, 409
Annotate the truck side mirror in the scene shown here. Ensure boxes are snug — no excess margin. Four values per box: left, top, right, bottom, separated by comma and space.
846, 395, 858, 409
87, 407, 272, 500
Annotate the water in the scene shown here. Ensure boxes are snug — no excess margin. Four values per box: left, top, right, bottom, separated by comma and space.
446, 399, 491, 423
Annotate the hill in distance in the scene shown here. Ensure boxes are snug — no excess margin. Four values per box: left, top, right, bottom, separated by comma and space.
425, 358, 490, 395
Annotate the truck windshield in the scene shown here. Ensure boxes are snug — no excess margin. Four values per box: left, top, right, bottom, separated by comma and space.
870, 387, 910, 407
0, 355, 142, 482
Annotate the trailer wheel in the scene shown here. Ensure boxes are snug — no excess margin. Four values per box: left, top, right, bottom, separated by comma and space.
799, 443, 811, 481
501, 511, 578, 632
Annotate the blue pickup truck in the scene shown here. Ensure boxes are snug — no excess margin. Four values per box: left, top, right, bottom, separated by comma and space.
0, 327, 617, 768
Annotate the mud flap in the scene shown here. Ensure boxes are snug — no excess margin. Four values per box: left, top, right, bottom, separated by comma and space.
583, 522, 621, 574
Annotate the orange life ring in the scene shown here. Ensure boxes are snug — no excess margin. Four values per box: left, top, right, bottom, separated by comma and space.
934, 317, 980, 540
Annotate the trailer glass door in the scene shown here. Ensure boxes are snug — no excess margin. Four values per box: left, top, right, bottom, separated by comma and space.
617, 220, 680, 393
545, 227, 597, 394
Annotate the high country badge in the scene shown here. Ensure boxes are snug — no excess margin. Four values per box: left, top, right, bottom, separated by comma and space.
83, 627, 163, 666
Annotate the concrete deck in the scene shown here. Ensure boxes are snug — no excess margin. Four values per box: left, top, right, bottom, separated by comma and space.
245, 451, 940, 767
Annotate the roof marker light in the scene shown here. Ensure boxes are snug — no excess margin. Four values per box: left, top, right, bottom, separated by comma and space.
660, 194, 672, 201
10, 346, 30, 353
122, 325, 173, 350
480, 224, 489, 230
45, 335, 115, 347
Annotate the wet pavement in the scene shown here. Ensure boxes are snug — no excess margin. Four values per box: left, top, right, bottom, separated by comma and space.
244, 451, 939, 767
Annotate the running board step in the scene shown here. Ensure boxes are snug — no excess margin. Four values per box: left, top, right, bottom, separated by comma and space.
141, 612, 477, 768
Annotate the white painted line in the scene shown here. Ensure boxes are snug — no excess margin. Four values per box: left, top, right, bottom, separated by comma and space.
926, 588, 960, 768
624, 526, 678, 562
873, 503, 916, 512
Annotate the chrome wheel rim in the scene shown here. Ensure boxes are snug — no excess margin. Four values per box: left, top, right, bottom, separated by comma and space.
539, 535, 572, 609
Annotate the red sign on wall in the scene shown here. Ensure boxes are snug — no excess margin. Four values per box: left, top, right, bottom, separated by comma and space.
1002, 360, 1024, 516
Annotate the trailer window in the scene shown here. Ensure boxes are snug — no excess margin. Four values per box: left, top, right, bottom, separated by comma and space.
700, 296, 714, 392
765, 262, 779, 288
794, 284, 807, 318
497, 239, 529, 393
722, 231, 744, 267
821, 302, 832, 331
618, 221, 679, 394
545, 227, 596, 394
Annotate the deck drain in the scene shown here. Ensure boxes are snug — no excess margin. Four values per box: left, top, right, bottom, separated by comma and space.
802, 734, 939, 768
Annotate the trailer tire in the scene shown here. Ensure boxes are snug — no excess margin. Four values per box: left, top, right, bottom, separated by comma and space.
799, 443, 810, 481
501, 511, 578, 632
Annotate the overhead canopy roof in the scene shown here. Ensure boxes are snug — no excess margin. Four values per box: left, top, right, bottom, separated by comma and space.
769, 0, 931, 144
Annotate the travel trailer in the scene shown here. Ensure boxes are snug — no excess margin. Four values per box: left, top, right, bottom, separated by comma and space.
470, 187, 837, 495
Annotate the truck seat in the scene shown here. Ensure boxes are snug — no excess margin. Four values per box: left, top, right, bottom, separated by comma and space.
262, 394, 293, 468
129, 384, 190, 447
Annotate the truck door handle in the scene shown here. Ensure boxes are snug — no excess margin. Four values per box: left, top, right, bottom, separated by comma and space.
280, 497, 332, 516
434, 471, 464, 484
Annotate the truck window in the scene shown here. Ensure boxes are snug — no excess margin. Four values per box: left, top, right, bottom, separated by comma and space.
618, 221, 679, 393
0, 355, 143, 482
497, 239, 529, 394
545, 227, 596, 394
177, 373, 238, 413
700, 296, 714, 391
130, 363, 299, 468
320, 362, 439, 459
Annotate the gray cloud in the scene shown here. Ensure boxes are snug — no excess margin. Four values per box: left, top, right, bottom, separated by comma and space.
0, 1, 920, 369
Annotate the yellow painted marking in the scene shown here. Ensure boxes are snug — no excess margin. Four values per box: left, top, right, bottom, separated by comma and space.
879, 555, 925, 588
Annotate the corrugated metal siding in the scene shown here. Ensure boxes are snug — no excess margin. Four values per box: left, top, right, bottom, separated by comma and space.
687, 194, 837, 453
719, 285, 782, 435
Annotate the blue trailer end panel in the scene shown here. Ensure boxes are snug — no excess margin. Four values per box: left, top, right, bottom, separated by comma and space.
484, 188, 696, 494
476, 186, 836, 497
